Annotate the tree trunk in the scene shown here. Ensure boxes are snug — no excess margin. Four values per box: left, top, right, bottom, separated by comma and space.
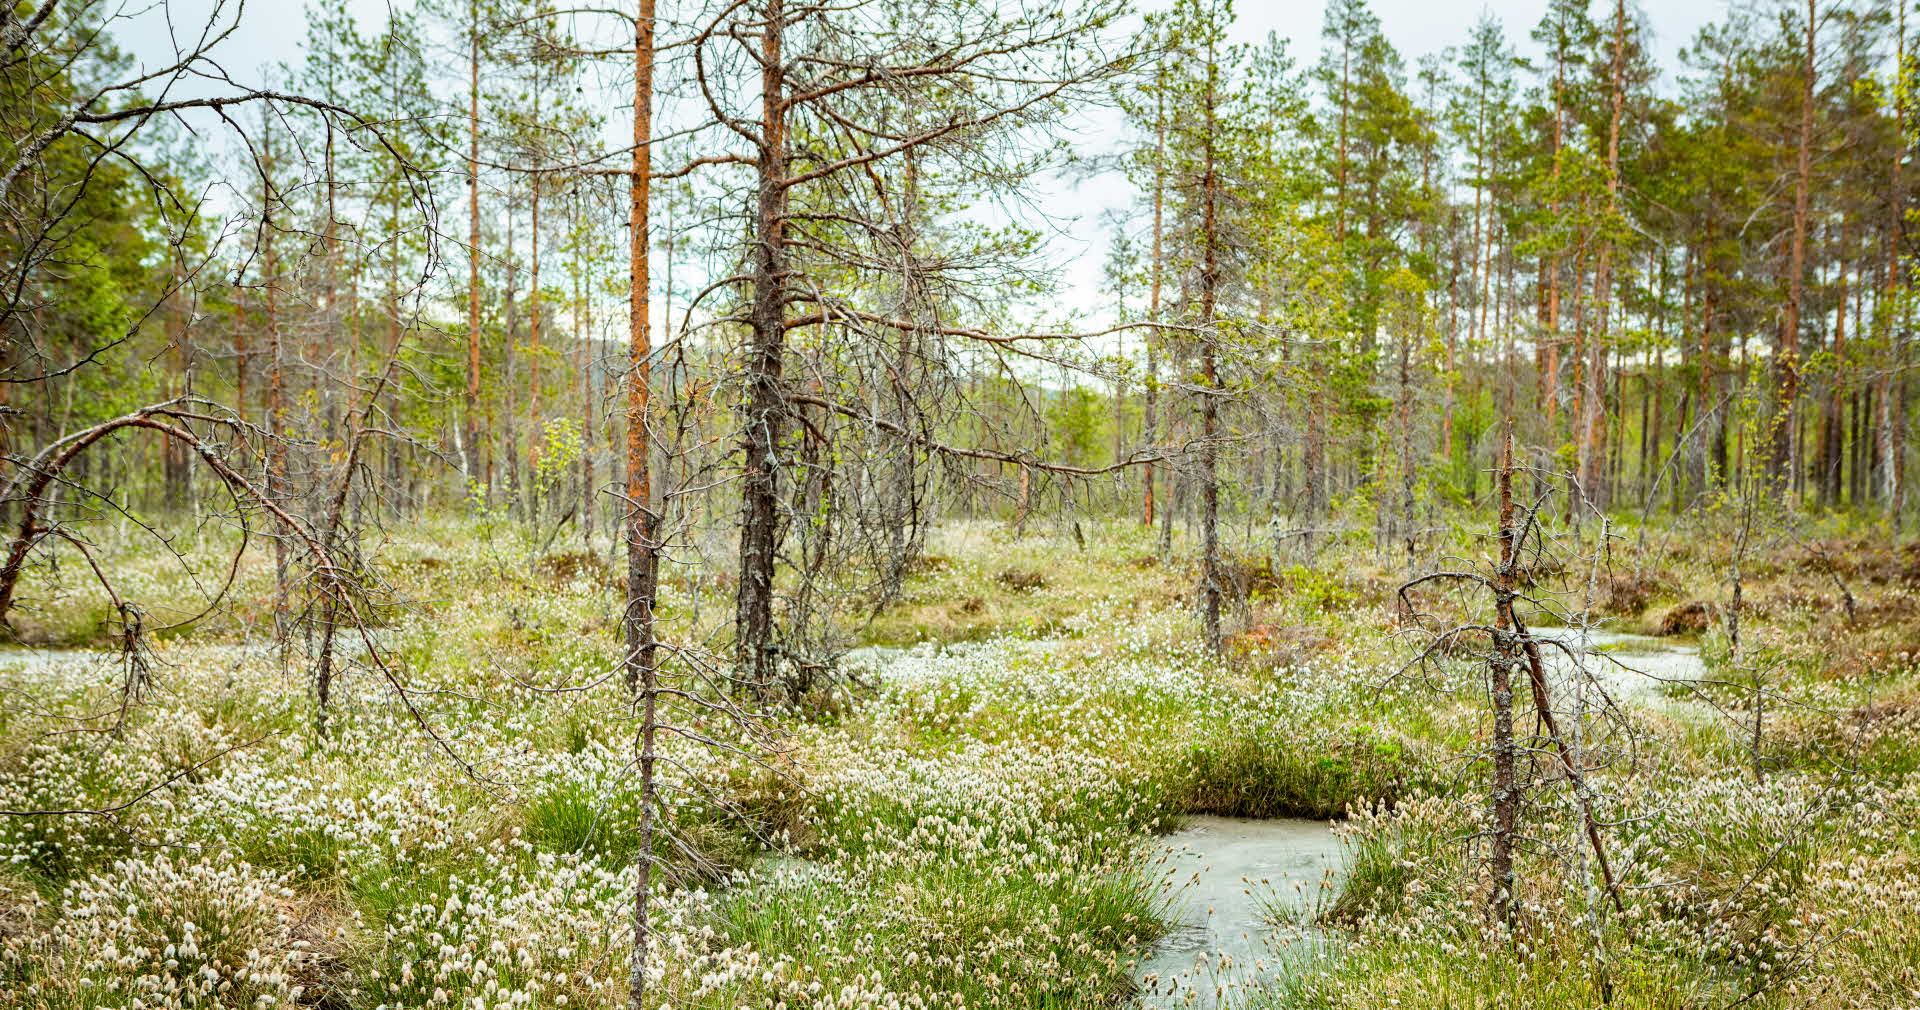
736, 0, 789, 694
1443, 222, 1459, 472
1198, 77, 1223, 655
263, 177, 289, 648
163, 261, 192, 511
465, 3, 485, 492
575, 188, 596, 549
1883, 10, 1908, 521
503, 211, 522, 513
1776, 0, 1816, 491
1143, 82, 1166, 531
529, 157, 545, 519
1397, 311, 1415, 572
1583, 0, 1626, 514
626, 6, 661, 1010
1823, 249, 1849, 504
1489, 423, 1519, 929
1544, 59, 1566, 433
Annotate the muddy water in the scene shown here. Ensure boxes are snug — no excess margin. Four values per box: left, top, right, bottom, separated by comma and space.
1528, 625, 1707, 704
1134, 815, 1344, 1009
0, 646, 101, 673
0, 642, 278, 680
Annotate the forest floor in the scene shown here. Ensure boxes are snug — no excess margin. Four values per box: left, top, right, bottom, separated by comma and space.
2, 516, 1919, 1009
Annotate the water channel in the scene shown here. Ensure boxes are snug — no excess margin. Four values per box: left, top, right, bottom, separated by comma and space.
1134, 815, 1344, 1009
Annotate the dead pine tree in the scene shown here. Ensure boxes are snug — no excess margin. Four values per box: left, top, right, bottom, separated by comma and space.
0, 0, 433, 712
1399, 423, 1627, 937
1193, 25, 1226, 657
1486, 429, 1523, 929
683, 0, 1150, 698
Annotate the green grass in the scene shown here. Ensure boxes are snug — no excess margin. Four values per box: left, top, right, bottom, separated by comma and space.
1180, 724, 1435, 820
524, 780, 645, 862
716, 858, 1166, 1009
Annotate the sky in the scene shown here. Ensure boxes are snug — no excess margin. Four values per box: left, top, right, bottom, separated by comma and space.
123, 0, 1735, 326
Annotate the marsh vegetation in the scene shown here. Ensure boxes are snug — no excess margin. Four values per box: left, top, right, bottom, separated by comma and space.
2, 517, 1918, 1008
3, 0, 1919, 1006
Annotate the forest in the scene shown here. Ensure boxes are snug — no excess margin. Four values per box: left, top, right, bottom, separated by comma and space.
1, 0, 1918, 1006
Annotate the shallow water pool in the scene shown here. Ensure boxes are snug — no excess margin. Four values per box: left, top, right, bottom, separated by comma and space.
1134, 815, 1345, 1009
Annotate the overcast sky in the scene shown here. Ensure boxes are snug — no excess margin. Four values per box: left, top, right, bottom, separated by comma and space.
125, 0, 1734, 325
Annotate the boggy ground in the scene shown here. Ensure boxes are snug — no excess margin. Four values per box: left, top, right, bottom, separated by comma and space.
0, 516, 1917, 1009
